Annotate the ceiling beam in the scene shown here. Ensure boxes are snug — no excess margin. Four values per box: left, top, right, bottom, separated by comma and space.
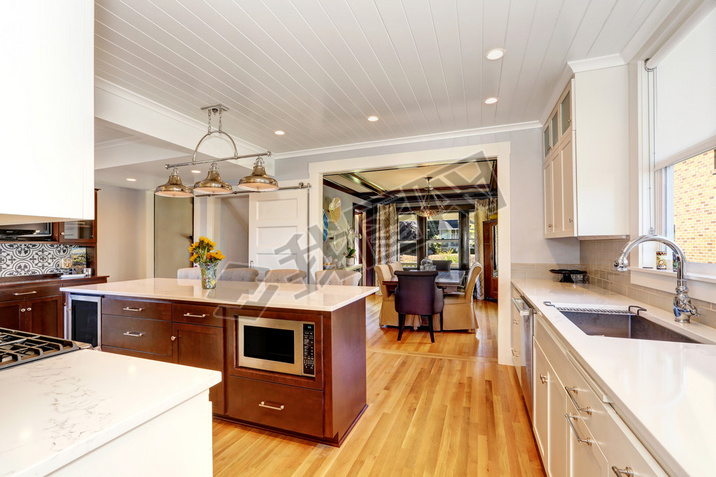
341, 173, 391, 198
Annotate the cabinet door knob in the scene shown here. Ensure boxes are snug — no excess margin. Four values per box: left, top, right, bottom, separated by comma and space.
26, 307, 31, 312
20, 308, 25, 312
611, 466, 634, 476
171, 335, 178, 341
539, 374, 547, 384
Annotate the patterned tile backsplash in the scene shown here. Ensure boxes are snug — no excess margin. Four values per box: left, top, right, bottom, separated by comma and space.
0, 244, 85, 277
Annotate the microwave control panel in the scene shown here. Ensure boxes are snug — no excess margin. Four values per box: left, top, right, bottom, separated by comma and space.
302, 322, 315, 376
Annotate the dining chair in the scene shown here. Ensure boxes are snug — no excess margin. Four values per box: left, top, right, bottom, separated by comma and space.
388, 261, 403, 276
315, 270, 361, 286
442, 263, 482, 331
219, 268, 259, 282
264, 269, 307, 284
433, 260, 452, 271
177, 267, 201, 279
394, 271, 444, 343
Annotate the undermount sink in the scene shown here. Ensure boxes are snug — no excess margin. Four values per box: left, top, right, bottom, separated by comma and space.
559, 310, 699, 344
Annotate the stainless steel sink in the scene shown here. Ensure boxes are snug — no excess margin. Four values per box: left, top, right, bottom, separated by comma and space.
559, 310, 699, 344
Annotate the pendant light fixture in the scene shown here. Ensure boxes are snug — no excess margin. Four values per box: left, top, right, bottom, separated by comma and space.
237, 156, 279, 191
155, 105, 274, 197
155, 168, 193, 197
417, 177, 446, 218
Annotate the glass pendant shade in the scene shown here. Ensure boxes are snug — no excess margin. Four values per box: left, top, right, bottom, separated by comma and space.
193, 162, 233, 194
237, 159, 279, 191
155, 168, 192, 197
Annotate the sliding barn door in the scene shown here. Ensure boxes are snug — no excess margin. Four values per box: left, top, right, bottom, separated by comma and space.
248, 190, 309, 280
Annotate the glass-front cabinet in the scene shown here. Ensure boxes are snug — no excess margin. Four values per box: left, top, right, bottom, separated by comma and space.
58, 190, 97, 245
543, 80, 574, 161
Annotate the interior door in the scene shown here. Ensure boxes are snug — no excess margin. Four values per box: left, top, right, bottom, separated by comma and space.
154, 195, 194, 278
248, 190, 308, 280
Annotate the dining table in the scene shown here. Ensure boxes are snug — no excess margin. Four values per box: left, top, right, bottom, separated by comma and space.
382, 269, 466, 295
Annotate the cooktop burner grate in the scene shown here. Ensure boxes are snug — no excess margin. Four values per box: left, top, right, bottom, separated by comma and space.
0, 327, 81, 370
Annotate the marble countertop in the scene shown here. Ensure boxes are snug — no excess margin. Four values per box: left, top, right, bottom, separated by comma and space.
0, 349, 220, 477
61, 278, 378, 312
512, 279, 716, 477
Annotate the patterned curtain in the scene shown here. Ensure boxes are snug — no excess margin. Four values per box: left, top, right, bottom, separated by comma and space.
474, 198, 496, 299
375, 203, 398, 265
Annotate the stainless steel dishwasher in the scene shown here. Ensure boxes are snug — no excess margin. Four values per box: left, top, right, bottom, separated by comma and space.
511, 286, 534, 419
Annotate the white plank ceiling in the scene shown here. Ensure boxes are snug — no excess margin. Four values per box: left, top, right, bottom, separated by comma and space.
95, 0, 681, 161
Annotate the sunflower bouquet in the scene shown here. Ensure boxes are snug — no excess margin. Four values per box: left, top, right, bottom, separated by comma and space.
189, 236, 225, 264
188, 236, 225, 288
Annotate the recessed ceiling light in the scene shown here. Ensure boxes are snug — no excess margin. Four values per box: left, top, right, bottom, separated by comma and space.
367, 115, 379, 122
484, 97, 498, 105
274, 130, 285, 136
126, 178, 137, 182
191, 169, 201, 174
486, 48, 505, 60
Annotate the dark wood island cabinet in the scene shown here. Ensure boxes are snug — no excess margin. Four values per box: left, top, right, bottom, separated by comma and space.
68, 278, 376, 446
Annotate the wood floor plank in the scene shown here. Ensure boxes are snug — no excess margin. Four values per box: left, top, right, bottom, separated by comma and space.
212, 295, 545, 476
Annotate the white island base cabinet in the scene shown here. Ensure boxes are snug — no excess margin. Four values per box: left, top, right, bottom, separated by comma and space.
50, 392, 213, 477
533, 314, 668, 477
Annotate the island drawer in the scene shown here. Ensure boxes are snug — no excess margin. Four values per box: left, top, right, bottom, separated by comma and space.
102, 297, 172, 321
225, 376, 324, 438
102, 315, 173, 356
173, 303, 224, 328
102, 345, 174, 363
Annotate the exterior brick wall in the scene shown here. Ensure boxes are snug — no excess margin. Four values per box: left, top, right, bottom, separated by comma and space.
673, 149, 716, 264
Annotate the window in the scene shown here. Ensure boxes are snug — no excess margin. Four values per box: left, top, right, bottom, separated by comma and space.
663, 149, 716, 265
398, 214, 417, 268
427, 212, 459, 268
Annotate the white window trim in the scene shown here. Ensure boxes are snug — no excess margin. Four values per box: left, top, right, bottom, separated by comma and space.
632, 60, 716, 303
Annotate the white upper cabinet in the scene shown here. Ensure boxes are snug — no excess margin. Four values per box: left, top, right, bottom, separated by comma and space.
0, 0, 94, 225
543, 66, 629, 238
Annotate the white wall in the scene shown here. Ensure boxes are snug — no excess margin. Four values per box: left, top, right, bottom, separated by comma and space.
97, 186, 151, 282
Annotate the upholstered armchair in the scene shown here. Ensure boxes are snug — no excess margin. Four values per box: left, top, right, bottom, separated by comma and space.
388, 261, 403, 275
315, 270, 362, 286
376, 264, 420, 328
441, 263, 482, 331
264, 269, 308, 284
219, 268, 259, 282
177, 267, 201, 279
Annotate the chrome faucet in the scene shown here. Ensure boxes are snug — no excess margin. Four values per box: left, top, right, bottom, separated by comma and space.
614, 233, 698, 323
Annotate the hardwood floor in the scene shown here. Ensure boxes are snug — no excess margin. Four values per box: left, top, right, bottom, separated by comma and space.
213, 296, 545, 476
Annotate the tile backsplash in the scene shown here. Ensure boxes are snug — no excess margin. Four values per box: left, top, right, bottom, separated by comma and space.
580, 239, 716, 329
0, 244, 84, 277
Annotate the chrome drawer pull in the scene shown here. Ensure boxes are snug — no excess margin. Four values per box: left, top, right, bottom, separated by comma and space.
565, 413, 594, 446
259, 401, 285, 411
539, 374, 547, 384
565, 386, 592, 415
13, 290, 37, 296
122, 307, 144, 312
123, 331, 145, 337
183, 313, 207, 318
611, 466, 634, 476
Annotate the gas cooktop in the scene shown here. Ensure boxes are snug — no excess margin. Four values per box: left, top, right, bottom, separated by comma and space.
0, 327, 85, 370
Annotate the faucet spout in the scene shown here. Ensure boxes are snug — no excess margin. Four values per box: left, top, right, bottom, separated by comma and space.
614, 233, 698, 323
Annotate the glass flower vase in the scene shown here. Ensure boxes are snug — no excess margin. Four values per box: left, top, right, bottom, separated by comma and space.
199, 262, 218, 289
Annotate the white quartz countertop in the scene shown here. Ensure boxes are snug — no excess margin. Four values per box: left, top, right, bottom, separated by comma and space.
512, 279, 716, 477
0, 349, 220, 477
61, 278, 378, 312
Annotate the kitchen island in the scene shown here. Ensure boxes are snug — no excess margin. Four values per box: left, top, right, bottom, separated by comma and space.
0, 349, 220, 477
61, 278, 378, 446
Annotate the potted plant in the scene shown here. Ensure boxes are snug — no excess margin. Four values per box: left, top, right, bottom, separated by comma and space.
345, 247, 356, 267
189, 236, 225, 289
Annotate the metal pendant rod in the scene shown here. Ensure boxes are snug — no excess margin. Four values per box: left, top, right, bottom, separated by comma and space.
212, 182, 311, 197
165, 150, 271, 169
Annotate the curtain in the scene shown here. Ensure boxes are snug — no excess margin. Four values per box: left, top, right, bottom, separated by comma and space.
375, 203, 398, 265
474, 198, 496, 299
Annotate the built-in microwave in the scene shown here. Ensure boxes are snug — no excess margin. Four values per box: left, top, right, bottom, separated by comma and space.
238, 316, 315, 377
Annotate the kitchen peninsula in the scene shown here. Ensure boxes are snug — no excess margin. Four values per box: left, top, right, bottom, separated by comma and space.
61, 278, 378, 446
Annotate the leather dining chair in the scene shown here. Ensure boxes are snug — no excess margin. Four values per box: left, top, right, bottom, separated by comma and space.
219, 268, 259, 282
264, 269, 307, 284
433, 260, 452, 271
394, 270, 444, 343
